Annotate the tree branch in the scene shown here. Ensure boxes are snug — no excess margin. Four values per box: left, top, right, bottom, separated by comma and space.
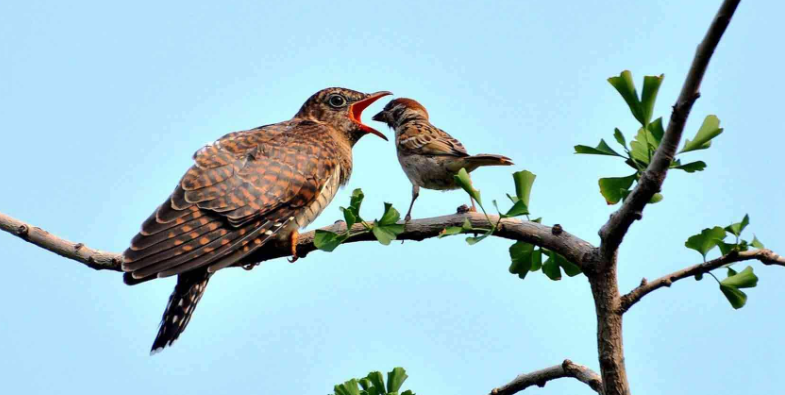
0, 212, 123, 271
0, 211, 595, 277
598, 0, 741, 261
620, 249, 784, 312
490, 359, 603, 395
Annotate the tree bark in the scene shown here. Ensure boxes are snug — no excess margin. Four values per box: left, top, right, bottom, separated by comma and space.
588, 259, 629, 395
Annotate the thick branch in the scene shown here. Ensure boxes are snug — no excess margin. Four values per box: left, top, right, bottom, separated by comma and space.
490, 359, 603, 395
620, 249, 785, 312
0, 211, 595, 275
598, 0, 741, 260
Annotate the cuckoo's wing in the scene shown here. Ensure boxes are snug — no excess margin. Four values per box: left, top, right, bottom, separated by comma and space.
122, 121, 337, 279
397, 121, 469, 157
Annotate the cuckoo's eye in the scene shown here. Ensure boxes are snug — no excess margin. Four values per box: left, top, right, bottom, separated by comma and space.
327, 94, 347, 108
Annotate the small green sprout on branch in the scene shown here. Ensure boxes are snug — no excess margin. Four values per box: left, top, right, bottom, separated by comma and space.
314, 189, 405, 252
443, 169, 581, 281
685, 214, 765, 309
576, 70, 723, 205
331, 367, 415, 395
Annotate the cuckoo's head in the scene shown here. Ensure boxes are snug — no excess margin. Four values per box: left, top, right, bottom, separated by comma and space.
296, 88, 392, 143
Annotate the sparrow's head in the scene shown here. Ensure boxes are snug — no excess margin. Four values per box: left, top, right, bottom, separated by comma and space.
372, 98, 429, 128
296, 87, 392, 143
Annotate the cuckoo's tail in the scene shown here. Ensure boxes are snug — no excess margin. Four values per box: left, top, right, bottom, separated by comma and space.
149, 269, 212, 354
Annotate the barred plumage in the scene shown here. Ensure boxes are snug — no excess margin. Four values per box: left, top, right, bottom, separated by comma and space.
123, 88, 391, 353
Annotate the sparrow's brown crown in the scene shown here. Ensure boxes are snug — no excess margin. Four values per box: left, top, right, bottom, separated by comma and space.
372, 97, 430, 128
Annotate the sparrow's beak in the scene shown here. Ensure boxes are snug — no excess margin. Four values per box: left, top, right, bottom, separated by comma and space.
350, 91, 392, 141
371, 110, 386, 123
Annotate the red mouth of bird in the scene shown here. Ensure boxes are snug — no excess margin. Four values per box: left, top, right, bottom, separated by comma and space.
349, 91, 392, 141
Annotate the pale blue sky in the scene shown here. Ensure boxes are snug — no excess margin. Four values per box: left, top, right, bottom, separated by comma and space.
1, 1, 783, 394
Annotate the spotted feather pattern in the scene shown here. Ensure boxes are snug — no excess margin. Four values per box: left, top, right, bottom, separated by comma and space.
150, 268, 212, 354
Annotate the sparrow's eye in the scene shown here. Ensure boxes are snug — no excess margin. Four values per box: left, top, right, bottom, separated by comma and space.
327, 94, 347, 109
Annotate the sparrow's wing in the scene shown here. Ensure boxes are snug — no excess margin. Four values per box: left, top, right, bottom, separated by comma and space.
122, 121, 337, 279
397, 121, 469, 157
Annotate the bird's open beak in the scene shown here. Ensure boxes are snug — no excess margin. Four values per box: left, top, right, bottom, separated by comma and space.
350, 91, 392, 141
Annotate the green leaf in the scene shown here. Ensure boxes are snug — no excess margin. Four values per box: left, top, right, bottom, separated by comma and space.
349, 188, 364, 213
725, 214, 750, 237
720, 284, 748, 309
387, 368, 408, 393
453, 168, 482, 206
556, 253, 582, 277
629, 123, 662, 165
721, 266, 758, 289
509, 242, 535, 279
574, 139, 623, 157
314, 230, 347, 252
608, 70, 645, 125
649, 193, 664, 204
373, 226, 398, 246
647, 117, 665, 143
681, 115, 723, 153
598, 174, 637, 205
727, 267, 738, 277
439, 226, 464, 238
684, 226, 727, 260
334, 379, 362, 395
531, 217, 542, 224
342, 207, 357, 229
531, 248, 543, 271
466, 232, 491, 245
512, 170, 537, 208
504, 200, 529, 217
401, 391, 415, 395
379, 203, 401, 226
718, 241, 738, 256
358, 378, 372, 391
640, 74, 664, 125
672, 160, 707, 173
613, 128, 627, 149
751, 235, 765, 249
366, 371, 386, 394
542, 251, 562, 281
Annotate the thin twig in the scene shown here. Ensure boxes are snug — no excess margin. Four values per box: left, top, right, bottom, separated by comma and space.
490, 359, 603, 395
619, 249, 784, 312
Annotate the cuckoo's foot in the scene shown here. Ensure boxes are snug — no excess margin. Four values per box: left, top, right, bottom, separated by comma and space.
287, 230, 300, 263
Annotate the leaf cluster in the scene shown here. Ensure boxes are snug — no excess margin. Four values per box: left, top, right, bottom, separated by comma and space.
331, 367, 415, 395
315, 189, 405, 252
685, 214, 765, 309
575, 71, 723, 205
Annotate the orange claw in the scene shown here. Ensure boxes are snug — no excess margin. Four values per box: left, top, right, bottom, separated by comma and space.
287, 230, 299, 263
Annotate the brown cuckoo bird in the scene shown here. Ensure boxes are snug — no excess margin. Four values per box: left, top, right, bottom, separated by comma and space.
372, 98, 513, 221
122, 87, 391, 353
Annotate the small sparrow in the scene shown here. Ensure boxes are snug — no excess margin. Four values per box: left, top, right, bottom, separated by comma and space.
123, 87, 391, 353
372, 98, 513, 221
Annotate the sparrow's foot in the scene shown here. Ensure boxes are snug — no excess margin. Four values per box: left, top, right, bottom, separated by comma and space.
287, 230, 300, 263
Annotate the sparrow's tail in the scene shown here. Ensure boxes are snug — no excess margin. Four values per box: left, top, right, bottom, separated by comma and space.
148, 269, 213, 354
456, 154, 514, 172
